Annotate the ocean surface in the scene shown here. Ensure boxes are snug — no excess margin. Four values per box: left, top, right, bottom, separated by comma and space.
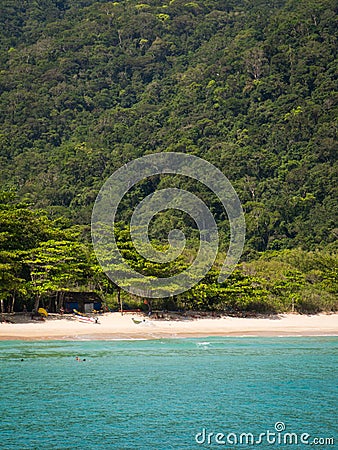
0, 337, 336, 449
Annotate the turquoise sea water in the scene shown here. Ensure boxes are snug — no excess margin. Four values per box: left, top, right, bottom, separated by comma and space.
0, 337, 337, 449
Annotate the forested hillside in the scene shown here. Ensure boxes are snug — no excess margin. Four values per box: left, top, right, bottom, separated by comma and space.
0, 0, 337, 313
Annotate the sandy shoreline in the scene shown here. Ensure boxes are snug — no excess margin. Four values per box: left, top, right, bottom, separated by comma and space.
0, 313, 337, 340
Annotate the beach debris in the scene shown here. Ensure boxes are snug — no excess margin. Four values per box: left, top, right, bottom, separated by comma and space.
132, 317, 144, 324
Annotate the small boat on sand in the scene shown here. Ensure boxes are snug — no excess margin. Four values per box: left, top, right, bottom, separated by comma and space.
73, 309, 99, 323
77, 315, 96, 323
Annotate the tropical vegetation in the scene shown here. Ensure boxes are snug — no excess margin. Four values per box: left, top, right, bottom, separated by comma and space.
0, 0, 337, 313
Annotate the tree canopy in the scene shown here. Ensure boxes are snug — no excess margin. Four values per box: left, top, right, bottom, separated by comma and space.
0, 0, 337, 313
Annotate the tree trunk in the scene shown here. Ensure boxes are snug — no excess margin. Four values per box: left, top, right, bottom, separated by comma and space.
148, 299, 153, 316
54, 291, 58, 313
34, 295, 40, 312
59, 291, 64, 312
117, 287, 122, 315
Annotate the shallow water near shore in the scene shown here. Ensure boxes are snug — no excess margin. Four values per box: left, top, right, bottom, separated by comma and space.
0, 337, 337, 449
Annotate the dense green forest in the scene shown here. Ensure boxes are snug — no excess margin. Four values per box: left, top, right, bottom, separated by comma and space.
0, 0, 337, 313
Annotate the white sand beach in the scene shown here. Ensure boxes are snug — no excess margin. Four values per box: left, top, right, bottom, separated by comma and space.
0, 313, 337, 340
